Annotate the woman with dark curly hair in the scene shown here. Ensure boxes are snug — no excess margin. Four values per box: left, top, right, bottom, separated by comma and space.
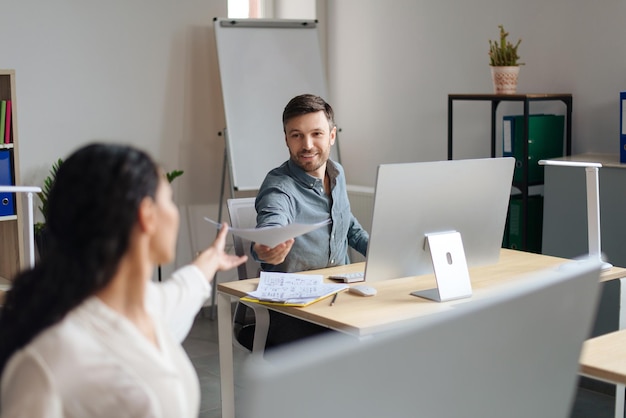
0, 143, 246, 418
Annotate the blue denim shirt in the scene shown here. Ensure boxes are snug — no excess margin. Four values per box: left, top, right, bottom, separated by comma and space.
253, 159, 369, 273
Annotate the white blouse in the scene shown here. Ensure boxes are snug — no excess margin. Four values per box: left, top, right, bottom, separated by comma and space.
0, 265, 211, 418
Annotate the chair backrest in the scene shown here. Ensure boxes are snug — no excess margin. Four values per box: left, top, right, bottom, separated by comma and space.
227, 197, 261, 280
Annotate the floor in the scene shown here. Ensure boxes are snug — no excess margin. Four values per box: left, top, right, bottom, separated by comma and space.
182, 309, 617, 418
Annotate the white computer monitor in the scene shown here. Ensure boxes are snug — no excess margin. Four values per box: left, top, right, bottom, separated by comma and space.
363, 157, 514, 282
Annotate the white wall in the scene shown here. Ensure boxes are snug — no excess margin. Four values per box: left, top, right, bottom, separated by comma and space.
327, 0, 626, 187
0, 1, 231, 279
274, 0, 316, 19
3, 0, 626, 275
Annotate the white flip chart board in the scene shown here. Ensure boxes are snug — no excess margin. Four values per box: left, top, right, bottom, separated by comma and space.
214, 18, 336, 191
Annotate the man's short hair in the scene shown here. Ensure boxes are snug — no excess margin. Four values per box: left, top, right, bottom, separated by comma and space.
282, 94, 335, 131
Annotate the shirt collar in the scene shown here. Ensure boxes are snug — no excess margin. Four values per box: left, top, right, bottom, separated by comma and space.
287, 158, 323, 189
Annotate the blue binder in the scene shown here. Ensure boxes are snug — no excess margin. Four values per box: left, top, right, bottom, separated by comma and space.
0, 149, 15, 216
619, 91, 626, 163
502, 115, 516, 157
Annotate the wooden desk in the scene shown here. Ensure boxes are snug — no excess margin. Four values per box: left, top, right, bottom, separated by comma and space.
580, 330, 626, 418
581, 329, 626, 385
217, 249, 626, 418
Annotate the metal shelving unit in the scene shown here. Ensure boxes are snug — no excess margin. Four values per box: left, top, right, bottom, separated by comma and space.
447, 93, 572, 251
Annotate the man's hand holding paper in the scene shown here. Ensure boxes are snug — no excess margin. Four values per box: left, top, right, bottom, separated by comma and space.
253, 239, 294, 265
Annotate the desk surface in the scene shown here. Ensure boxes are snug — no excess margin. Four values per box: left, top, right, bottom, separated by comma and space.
218, 249, 626, 337
549, 153, 625, 169
580, 329, 626, 385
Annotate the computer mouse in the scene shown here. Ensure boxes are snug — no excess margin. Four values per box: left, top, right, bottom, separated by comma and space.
348, 285, 377, 297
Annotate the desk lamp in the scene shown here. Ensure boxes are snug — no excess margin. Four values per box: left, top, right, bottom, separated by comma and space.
538, 160, 612, 270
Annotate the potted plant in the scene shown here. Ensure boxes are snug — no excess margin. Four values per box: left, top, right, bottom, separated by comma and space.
488, 25, 524, 94
34, 158, 63, 259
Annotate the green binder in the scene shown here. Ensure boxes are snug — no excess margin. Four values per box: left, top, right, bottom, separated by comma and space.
505, 195, 544, 253
502, 114, 565, 184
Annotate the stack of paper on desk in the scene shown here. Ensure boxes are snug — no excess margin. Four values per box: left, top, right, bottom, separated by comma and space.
241, 272, 347, 307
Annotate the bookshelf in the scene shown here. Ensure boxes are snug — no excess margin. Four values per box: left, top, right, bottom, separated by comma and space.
0, 70, 23, 281
447, 93, 572, 252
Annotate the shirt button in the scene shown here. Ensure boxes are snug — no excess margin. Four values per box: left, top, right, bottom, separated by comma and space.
331, 259, 335, 264
320, 188, 324, 193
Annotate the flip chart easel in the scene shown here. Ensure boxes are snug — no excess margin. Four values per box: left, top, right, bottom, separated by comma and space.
213, 17, 337, 193
211, 18, 338, 317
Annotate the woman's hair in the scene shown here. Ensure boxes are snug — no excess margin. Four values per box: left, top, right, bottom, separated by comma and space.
0, 143, 160, 375
282, 94, 335, 131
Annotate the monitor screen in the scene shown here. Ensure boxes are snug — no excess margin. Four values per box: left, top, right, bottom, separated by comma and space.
363, 157, 514, 282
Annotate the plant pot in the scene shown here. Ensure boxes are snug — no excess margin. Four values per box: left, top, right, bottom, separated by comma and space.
490, 66, 520, 94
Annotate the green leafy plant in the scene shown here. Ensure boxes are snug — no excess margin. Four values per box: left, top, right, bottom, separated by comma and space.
488, 25, 524, 67
34, 165, 183, 234
34, 158, 63, 235
166, 169, 184, 183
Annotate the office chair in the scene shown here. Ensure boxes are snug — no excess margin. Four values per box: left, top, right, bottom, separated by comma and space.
226, 198, 269, 353
227, 198, 261, 282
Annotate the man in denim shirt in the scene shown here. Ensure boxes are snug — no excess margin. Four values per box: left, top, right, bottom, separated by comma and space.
238, 94, 369, 350
252, 94, 368, 272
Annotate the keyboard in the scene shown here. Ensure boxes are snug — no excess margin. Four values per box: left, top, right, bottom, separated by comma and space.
328, 271, 365, 283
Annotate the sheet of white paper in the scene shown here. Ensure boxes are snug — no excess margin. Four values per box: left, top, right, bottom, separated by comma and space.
204, 217, 330, 248
247, 272, 347, 303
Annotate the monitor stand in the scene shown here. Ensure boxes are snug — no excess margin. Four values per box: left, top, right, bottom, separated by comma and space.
411, 231, 473, 302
